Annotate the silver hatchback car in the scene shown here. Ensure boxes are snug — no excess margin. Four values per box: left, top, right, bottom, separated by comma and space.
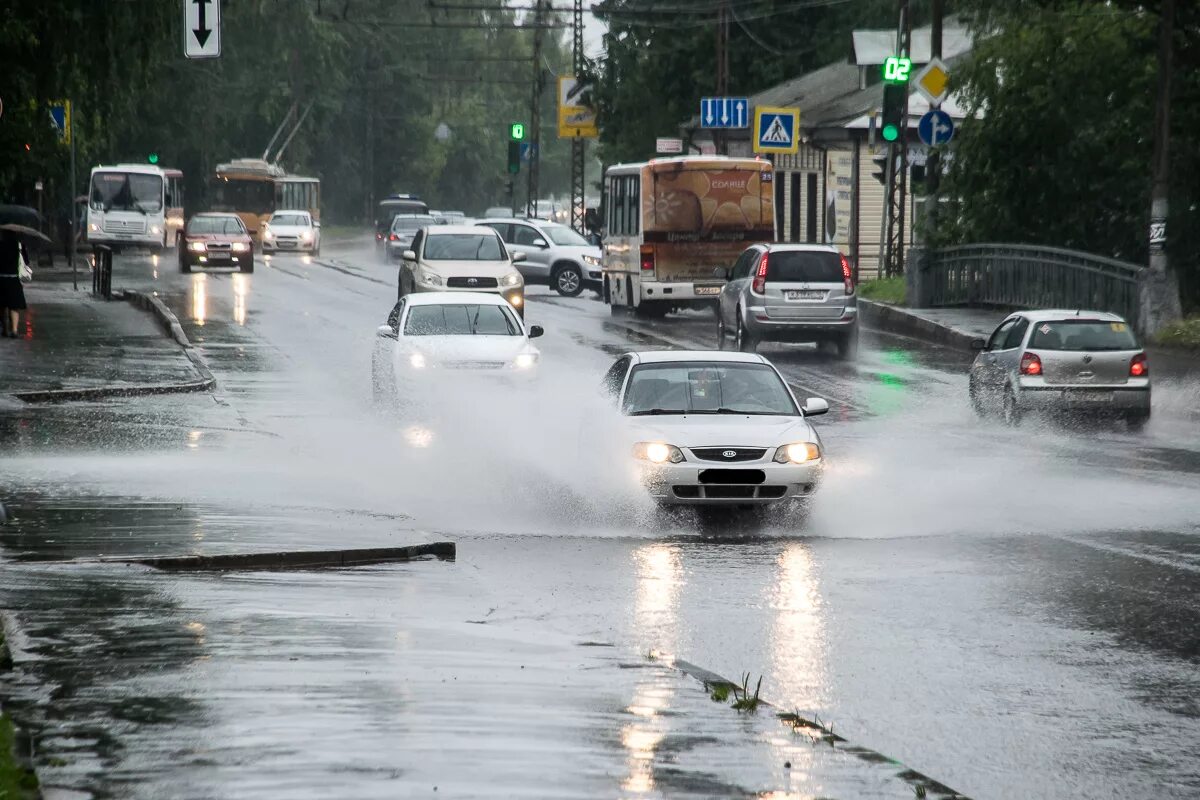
969, 310, 1151, 429
715, 244, 859, 359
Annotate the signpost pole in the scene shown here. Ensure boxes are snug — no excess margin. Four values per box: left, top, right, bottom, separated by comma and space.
69, 101, 77, 291
925, 0, 944, 243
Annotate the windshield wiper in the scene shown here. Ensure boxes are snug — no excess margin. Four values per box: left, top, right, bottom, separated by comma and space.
629, 408, 689, 416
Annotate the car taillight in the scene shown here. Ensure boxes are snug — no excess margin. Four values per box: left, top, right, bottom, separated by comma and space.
389, 233, 399, 241
376, 232, 383, 240
640, 246, 654, 271
1130, 352, 1149, 377
751, 252, 768, 294
840, 254, 854, 295
1020, 352, 1043, 376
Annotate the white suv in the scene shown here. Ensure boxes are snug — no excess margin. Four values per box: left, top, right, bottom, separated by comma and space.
397, 225, 527, 316
476, 218, 602, 297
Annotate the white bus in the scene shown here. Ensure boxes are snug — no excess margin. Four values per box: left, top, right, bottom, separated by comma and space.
603, 156, 775, 317
85, 164, 169, 252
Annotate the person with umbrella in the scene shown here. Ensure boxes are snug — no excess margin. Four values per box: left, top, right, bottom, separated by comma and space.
0, 205, 50, 339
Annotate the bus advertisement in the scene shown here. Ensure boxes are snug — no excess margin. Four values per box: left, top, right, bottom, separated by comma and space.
85, 164, 169, 252
211, 158, 320, 238
602, 157, 774, 316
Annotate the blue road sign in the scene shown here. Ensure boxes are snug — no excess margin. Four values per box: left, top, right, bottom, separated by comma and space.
520, 142, 538, 162
49, 105, 67, 135
917, 109, 954, 146
700, 97, 749, 129
753, 106, 799, 154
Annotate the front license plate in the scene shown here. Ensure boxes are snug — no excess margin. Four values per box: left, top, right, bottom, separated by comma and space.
785, 290, 826, 301
1068, 391, 1112, 403
694, 285, 722, 296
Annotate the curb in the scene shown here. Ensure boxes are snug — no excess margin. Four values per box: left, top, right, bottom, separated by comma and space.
858, 299, 979, 352
669, 656, 972, 800
10, 291, 216, 404
109, 542, 455, 571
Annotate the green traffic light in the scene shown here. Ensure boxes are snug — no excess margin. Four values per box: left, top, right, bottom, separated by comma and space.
881, 124, 900, 142
148, 153, 159, 164
510, 123, 525, 141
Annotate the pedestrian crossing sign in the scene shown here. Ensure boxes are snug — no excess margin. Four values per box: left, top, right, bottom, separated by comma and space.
753, 106, 800, 154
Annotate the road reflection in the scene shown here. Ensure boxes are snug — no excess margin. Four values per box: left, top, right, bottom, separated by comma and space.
232, 272, 248, 326
188, 272, 253, 326
191, 273, 207, 325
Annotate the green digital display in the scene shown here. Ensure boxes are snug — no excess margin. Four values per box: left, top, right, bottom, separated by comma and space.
510, 123, 525, 141
882, 57, 912, 83
148, 153, 160, 164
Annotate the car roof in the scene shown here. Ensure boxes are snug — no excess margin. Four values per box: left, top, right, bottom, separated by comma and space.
627, 350, 768, 365
1009, 309, 1127, 323
404, 291, 509, 307
759, 243, 840, 253
190, 212, 241, 220
424, 224, 500, 235
270, 209, 310, 217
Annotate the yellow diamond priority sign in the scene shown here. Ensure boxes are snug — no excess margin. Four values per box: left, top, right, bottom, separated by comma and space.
914, 58, 950, 105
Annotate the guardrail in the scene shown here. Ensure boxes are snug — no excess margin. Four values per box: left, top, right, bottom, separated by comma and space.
910, 244, 1144, 325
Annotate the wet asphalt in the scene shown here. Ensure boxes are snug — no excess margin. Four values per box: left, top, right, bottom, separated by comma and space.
1, 240, 1199, 799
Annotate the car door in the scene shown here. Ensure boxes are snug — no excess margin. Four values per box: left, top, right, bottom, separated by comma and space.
719, 249, 754, 326
995, 316, 1031, 383
509, 223, 552, 282
974, 317, 1019, 394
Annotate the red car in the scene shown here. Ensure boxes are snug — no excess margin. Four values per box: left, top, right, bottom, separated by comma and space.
179, 213, 255, 273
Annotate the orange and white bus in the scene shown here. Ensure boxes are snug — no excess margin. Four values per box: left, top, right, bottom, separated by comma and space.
602, 156, 774, 317
210, 158, 320, 238
163, 168, 185, 248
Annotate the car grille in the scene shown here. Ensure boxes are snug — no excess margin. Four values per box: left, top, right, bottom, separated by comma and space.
447, 277, 499, 289
444, 361, 506, 370
272, 236, 300, 247
104, 218, 146, 234
206, 242, 232, 251
697, 469, 765, 485
673, 485, 788, 499
690, 447, 767, 463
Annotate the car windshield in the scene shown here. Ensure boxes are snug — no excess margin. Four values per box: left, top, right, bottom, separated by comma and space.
90, 172, 164, 213
188, 216, 245, 235
542, 224, 589, 246
622, 362, 798, 416
423, 233, 504, 261
270, 214, 308, 226
404, 304, 520, 336
392, 215, 435, 233
767, 251, 844, 282
1027, 320, 1139, 351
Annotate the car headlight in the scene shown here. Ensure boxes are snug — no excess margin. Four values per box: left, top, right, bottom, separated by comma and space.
262, 230, 273, 240
500, 272, 522, 288
88, 222, 100, 232
231, 242, 249, 252
633, 442, 684, 464
301, 231, 313, 242
512, 353, 538, 370
582, 254, 601, 267
409, 352, 427, 369
420, 270, 443, 287
188, 241, 207, 252
150, 225, 162, 236
773, 442, 821, 464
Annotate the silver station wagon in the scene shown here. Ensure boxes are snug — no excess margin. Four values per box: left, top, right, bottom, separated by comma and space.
969, 310, 1151, 429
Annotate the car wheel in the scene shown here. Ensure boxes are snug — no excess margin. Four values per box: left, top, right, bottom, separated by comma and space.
1127, 413, 1149, 432
1002, 389, 1022, 427
836, 328, 860, 360
179, 259, 191, 274
969, 379, 987, 418
717, 312, 729, 350
735, 313, 757, 353
553, 264, 584, 297
241, 257, 255, 274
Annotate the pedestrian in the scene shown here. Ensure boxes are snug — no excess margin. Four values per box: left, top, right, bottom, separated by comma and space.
0, 229, 29, 339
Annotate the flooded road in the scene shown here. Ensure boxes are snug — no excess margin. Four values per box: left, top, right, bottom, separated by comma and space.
2, 241, 1199, 798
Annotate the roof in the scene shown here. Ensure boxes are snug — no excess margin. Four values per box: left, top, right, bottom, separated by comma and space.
630, 350, 767, 365
92, 164, 165, 175
1010, 309, 1127, 323
425, 224, 498, 235
608, 155, 768, 174
405, 291, 509, 307
190, 212, 241, 218
270, 209, 311, 216
762, 243, 840, 253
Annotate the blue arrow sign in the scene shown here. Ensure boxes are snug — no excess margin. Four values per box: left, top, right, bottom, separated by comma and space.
917, 109, 954, 146
700, 97, 750, 129
520, 142, 538, 162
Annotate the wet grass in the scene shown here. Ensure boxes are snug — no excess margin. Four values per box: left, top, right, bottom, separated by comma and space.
858, 276, 906, 305
730, 673, 763, 713
0, 629, 39, 800
1154, 317, 1200, 350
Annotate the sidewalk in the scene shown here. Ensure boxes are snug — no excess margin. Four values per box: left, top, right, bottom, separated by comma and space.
0, 283, 207, 401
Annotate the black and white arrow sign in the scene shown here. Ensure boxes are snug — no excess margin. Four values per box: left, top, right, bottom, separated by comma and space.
184, 0, 221, 59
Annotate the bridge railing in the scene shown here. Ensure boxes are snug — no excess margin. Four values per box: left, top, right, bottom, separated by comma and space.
909, 243, 1144, 326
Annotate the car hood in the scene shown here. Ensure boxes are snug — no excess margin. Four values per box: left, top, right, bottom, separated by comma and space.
624, 414, 816, 448
421, 259, 520, 278
401, 336, 535, 364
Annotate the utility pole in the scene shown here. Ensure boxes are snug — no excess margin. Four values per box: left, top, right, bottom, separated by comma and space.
527, 0, 547, 218
570, 0, 587, 234
1143, 0, 1182, 334
883, 0, 911, 277
714, 0, 730, 155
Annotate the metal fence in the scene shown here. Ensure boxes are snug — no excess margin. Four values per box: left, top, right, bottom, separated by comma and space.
914, 243, 1144, 325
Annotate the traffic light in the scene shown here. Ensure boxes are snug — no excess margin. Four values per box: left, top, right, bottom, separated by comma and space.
507, 141, 521, 174
871, 152, 889, 186
148, 153, 159, 164
880, 82, 906, 143
510, 122, 525, 141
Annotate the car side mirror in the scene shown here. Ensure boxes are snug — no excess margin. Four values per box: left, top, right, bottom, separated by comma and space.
712, 267, 730, 280
802, 397, 829, 416
402, 249, 417, 261
511, 251, 527, 263
313, 221, 321, 228
377, 325, 397, 340
528, 325, 544, 339
533, 238, 549, 249
971, 338, 987, 351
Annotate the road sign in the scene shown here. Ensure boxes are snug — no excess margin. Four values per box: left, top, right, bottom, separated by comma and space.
520, 142, 538, 162
753, 106, 799, 154
914, 58, 950, 105
656, 137, 683, 154
48, 100, 71, 145
917, 109, 954, 147
700, 97, 749, 129
184, 0, 221, 59
558, 76, 598, 138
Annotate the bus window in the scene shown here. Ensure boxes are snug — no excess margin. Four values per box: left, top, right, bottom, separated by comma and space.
629, 176, 640, 235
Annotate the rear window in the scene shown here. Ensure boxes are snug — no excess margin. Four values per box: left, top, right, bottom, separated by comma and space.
1027, 320, 1139, 352
392, 215, 435, 233
767, 251, 843, 283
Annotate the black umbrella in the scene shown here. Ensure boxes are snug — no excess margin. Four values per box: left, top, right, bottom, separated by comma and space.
0, 223, 54, 250
0, 205, 42, 227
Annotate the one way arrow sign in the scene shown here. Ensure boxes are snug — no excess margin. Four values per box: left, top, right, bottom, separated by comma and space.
184, 0, 221, 59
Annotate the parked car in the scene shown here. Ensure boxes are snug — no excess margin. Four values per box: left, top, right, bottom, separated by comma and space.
179, 213, 254, 273
385, 214, 437, 263
372, 292, 544, 404
595, 350, 829, 508
968, 310, 1151, 429
476, 217, 602, 297
715, 243, 858, 358
261, 210, 320, 255
396, 224, 527, 316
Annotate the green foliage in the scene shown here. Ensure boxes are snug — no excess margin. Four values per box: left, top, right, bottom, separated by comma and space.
0, 714, 39, 800
730, 672, 763, 713
1154, 317, 1200, 350
858, 276, 907, 305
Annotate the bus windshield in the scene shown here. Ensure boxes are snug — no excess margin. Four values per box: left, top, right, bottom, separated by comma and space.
90, 173, 164, 213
